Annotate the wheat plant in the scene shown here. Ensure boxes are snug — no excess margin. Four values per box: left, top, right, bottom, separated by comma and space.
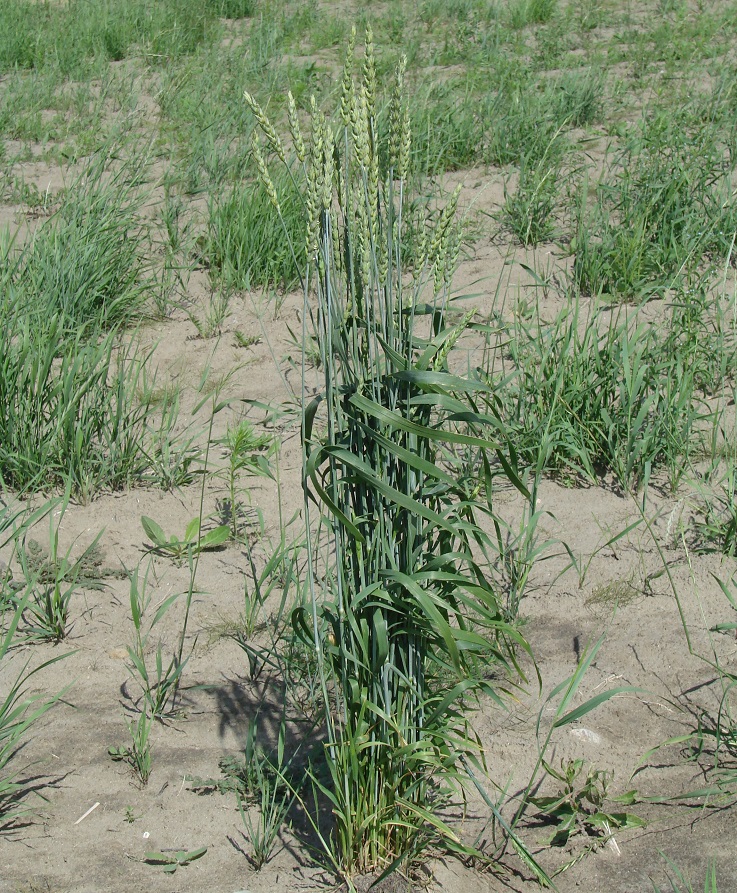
247, 29, 532, 882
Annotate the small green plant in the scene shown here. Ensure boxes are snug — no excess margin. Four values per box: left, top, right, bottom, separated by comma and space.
530, 758, 644, 847
1, 499, 72, 823
16, 150, 150, 333
233, 330, 260, 349
696, 467, 737, 556
140, 391, 202, 493
144, 846, 207, 874
153, 184, 196, 319
18, 498, 107, 642
141, 516, 229, 562
124, 805, 142, 823
215, 419, 273, 540
657, 0, 686, 13
284, 320, 322, 370
485, 85, 566, 169
0, 591, 71, 824
129, 396, 225, 718
124, 564, 195, 719
0, 144, 194, 500
495, 291, 717, 492
652, 855, 718, 892
0, 0, 251, 76
0, 320, 163, 499
445, 635, 646, 885
572, 119, 737, 300
109, 708, 153, 786
508, 0, 558, 28
677, 574, 737, 781
405, 80, 487, 176
207, 166, 306, 291
220, 533, 301, 677
237, 747, 294, 869
564, 518, 643, 589
186, 289, 232, 340
492, 485, 558, 620
550, 70, 604, 127
502, 155, 562, 246
203, 717, 299, 868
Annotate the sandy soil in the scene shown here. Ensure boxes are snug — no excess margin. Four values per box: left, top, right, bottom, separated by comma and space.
0, 244, 735, 892
2, 5, 737, 889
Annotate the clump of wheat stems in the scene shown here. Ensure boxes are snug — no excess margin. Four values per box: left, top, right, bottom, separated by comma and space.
247, 27, 530, 881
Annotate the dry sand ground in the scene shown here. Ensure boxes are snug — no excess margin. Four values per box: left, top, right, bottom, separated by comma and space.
0, 251, 735, 892
2, 10, 737, 891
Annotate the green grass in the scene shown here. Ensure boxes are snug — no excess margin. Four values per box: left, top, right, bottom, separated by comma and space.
573, 116, 737, 300
651, 858, 719, 893
501, 152, 563, 245
507, 0, 558, 29
550, 69, 605, 126
0, 145, 188, 499
0, 319, 163, 499
491, 286, 729, 492
16, 161, 151, 334
0, 0, 254, 78
0, 500, 72, 824
406, 81, 488, 175
696, 466, 737, 556
207, 164, 306, 291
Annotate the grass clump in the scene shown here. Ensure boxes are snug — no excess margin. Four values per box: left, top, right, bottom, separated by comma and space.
0, 0, 255, 77
0, 320, 163, 499
405, 81, 487, 176
247, 29, 533, 881
419, 0, 501, 63
502, 153, 563, 245
549, 70, 604, 127
14, 158, 151, 335
213, 0, 256, 16
0, 501, 72, 824
507, 0, 558, 29
695, 466, 737, 556
573, 118, 737, 300
208, 165, 306, 291
485, 84, 567, 168
494, 293, 723, 492
0, 149, 182, 499
652, 857, 719, 893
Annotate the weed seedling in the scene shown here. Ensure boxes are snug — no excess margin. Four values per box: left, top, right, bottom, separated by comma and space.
186, 289, 232, 339
215, 419, 273, 540
502, 154, 562, 246
530, 758, 644, 847
0, 591, 72, 822
124, 806, 142, 823
696, 467, 737, 556
237, 757, 293, 870
651, 855, 719, 892
141, 516, 229, 562
109, 708, 153, 786
124, 564, 195, 719
233, 330, 260, 349
19, 497, 108, 642
144, 847, 207, 873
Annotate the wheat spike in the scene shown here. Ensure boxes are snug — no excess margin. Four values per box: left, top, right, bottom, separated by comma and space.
287, 91, 306, 163
243, 90, 286, 164
251, 133, 280, 214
